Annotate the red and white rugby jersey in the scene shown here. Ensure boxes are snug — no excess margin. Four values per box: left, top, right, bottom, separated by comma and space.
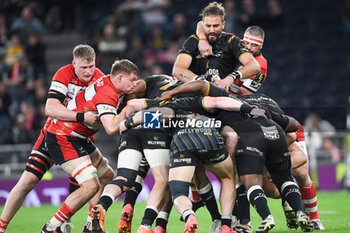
47, 75, 120, 139
42, 64, 105, 131
242, 53, 268, 93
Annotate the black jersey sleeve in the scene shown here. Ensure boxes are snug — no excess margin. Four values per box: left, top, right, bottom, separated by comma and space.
229, 36, 251, 60
178, 35, 199, 57
269, 110, 290, 131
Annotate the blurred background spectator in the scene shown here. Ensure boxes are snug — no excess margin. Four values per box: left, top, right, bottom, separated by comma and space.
0, 1, 347, 185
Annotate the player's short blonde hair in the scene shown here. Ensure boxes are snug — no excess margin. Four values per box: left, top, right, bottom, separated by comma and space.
73, 44, 95, 62
111, 59, 139, 76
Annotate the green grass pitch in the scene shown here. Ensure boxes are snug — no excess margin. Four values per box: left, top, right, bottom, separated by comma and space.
1, 192, 349, 233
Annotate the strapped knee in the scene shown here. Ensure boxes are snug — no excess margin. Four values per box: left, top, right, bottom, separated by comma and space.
169, 180, 190, 200
25, 152, 51, 179
109, 168, 138, 193
70, 160, 97, 184
92, 154, 110, 178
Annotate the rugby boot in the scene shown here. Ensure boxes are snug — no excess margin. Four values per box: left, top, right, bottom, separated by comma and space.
310, 219, 325, 230
118, 204, 134, 233
91, 205, 106, 233
183, 215, 198, 233
155, 225, 167, 233
209, 219, 221, 233
235, 221, 253, 233
41, 223, 63, 233
283, 201, 298, 229
296, 211, 314, 232
221, 225, 237, 233
137, 225, 154, 233
60, 220, 73, 233
255, 215, 275, 233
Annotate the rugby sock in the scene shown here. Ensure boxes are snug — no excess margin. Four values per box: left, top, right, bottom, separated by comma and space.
124, 175, 144, 206
247, 185, 270, 220
198, 183, 221, 221
99, 193, 114, 212
156, 211, 169, 229
190, 183, 204, 212
83, 202, 94, 231
141, 206, 159, 226
221, 213, 232, 227
68, 176, 80, 193
300, 182, 319, 220
0, 218, 8, 232
236, 183, 251, 224
182, 209, 195, 222
281, 181, 303, 212
232, 200, 239, 220
48, 202, 75, 230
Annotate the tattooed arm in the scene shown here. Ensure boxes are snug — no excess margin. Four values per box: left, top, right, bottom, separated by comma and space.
172, 53, 197, 82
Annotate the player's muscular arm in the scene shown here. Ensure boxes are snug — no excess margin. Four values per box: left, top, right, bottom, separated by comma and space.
100, 110, 127, 135
124, 99, 147, 116
202, 96, 243, 112
215, 53, 260, 91
203, 96, 268, 118
237, 52, 260, 79
172, 54, 197, 82
45, 98, 98, 124
196, 21, 213, 57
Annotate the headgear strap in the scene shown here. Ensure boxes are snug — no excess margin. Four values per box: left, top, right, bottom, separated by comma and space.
243, 35, 264, 46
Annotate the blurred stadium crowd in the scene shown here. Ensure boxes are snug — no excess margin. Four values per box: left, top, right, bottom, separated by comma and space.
0, 0, 348, 149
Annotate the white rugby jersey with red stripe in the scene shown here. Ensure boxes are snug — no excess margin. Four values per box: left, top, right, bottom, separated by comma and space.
47, 75, 119, 138
42, 64, 104, 131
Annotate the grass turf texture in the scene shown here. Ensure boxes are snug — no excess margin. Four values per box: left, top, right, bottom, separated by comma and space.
1, 192, 349, 233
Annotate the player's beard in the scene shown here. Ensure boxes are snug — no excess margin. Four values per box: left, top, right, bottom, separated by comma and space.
207, 32, 220, 44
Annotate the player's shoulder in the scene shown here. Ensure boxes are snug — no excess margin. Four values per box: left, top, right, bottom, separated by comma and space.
52, 64, 74, 83
95, 75, 117, 96
181, 34, 199, 45
221, 32, 240, 43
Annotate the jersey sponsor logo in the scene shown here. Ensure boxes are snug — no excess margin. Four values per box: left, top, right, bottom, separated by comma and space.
77, 146, 87, 154
242, 73, 265, 92
284, 151, 291, 157
213, 51, 224, 58
50, 81, 68, 94
261, 126, 280, 140
67, 83, 85, 99
97, 104, 117, 115
119, 140, 127, 150
209, 153, 226, 162
253, 192, 267, 201
173, 157, 192, 164
143, 111, 161, 129
147, 140, 166, 146
246, 146, 264, 156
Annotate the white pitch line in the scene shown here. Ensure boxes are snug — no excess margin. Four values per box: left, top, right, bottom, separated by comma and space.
318, 210, 337, 214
